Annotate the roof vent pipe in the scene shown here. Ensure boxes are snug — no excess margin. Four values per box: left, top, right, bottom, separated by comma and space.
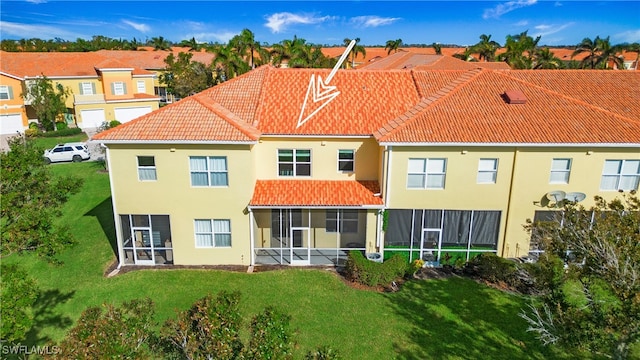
503, 89, 526, 104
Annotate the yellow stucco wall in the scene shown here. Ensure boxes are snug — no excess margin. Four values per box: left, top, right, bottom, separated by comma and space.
107, 143, 255, 266
254, 137, 380, 180
0, 74, 27, 125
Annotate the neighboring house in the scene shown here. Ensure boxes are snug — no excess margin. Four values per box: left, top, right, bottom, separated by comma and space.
358, 51, 511, 70
0, 72, 27, 134
0, 51, 160, 133
93, 66, 640, 268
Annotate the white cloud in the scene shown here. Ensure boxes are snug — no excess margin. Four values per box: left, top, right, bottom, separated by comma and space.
615, 29, 640, 43
350, 16, 401, 28
122, 20, 150, 33
0, 21, 84, 40
264, 12, 332, 33
187, 31, 238, 44
554, 2, 563, 7
532, 22, 574, 38
483, 0, 537, 19
514, 20, 529, 27
25, 0, 47, 4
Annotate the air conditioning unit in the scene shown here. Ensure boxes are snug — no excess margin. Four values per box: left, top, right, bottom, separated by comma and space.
366, 252, 383, 263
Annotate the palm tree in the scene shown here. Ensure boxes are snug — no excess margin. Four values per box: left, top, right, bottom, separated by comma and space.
385, 39, 402, 55
343, 38, 366, 68
211, 43, 250, 81
625, 42, 640, 70
533, 48, 564, 69
596, 37, 625, 69
230, 29, 263, 69
179, 37, 201, 52
270, 36, 307, 68
149, 36, 171, 51
572, 36, 601, 69
471, 34, 500, 62
499, 31, 540, 69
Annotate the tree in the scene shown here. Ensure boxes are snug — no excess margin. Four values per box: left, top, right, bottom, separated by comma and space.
270, 35, 307, 68
432, 42, 442, 55
160, 52, 214, 98
21, 75, 70, 131
149, 36, 171, 51
385, 38, 403, 55
245, 306, 293, 360
343, 38, 366, 69
522, 194, 640, 359
179, 36, 201, 52
0, 136, 83, 261
471, 34, 500, 62
230, 29, 268, 69
533, 48, 564, 69
499, 30, 541, 69
571, 36, 624, 69
211, 43, 251, 81
56, 298, 157, 359
0, 263, 38, 344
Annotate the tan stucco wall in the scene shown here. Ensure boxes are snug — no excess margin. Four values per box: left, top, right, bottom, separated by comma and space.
108, 143, 255, 266
102, 70, 136, 101
0, 74, 27, 125
254, 137, 380, 180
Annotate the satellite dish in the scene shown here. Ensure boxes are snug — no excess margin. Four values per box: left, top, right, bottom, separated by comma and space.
546, 190, 566, 203
565, 192, 586, 202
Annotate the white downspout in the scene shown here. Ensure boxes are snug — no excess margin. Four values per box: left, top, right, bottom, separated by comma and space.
380, 145, 393, 257
249, 208, 255, 266
103, 144, 125, 269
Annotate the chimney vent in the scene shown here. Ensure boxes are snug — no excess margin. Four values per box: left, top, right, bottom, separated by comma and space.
504, 89, 526, 104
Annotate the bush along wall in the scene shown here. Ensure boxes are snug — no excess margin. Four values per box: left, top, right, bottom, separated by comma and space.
345, 251, 408, 288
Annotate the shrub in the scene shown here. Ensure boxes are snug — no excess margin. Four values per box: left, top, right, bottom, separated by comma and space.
39, 127, 83, 137
245, 306, 292, 360
305, 346, 341, 360
109, 120, 121, 128
345, 251, 408, 287
24, 128, 39, 137
464, 253, 516, 283
56, 121, 68, 130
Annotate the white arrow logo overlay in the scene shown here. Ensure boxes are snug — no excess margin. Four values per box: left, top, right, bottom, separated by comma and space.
296, 40, 356, 128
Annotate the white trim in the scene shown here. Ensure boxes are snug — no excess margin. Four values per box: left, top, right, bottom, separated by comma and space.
337, 149, 355, 173
98, 67, 135, 72
106, 97, 162, 104
94, 140, 257, 145
261, 134, 372, 139
249, 209, 255, 266
248, 205, 384, 210
0, 71, 24, 81
379, 141, 640, 148
24, 75, 97, 80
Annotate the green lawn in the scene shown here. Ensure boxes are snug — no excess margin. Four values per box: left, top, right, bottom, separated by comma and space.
4, 160, 576, 359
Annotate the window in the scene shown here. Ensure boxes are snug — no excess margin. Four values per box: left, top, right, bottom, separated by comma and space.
326, 209, 359, 233
190, 156, 228, 186
407, 158, 446, 189
600, 160, 640, 191
137, 156, 157, 181
80, 82, 95, 95
550, 158, 572, 184
278, 149, 311, 176
477, 159, 498, 184
137, 80, 146, 93
338, 150, 354, 172
194, 219, 231, 248
0, 85, 13, 100
112, 82, 126, 95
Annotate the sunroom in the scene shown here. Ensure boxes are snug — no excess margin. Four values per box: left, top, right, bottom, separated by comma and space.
248, 180, 384, 266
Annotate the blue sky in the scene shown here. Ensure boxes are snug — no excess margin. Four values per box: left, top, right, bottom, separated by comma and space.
1, 1, 639, 46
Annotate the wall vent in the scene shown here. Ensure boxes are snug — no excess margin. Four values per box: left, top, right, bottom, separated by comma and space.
504, 89, 526, 104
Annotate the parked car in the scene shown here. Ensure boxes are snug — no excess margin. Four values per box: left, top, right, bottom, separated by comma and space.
43, 142, 91, 164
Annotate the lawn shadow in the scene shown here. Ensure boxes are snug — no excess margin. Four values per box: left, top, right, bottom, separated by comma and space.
84, 197, 117, 258
385, 277, 569, 360
24, 288, 76, 346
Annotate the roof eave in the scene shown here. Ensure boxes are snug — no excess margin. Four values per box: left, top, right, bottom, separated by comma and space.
96, 140, 257, 145
248, 204, 385, 209
377, 141, 640, 148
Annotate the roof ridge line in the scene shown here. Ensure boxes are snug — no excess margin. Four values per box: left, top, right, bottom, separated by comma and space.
252, 65, 272, 128
192, 96, 261, 140
374, 68, 484, 140
497, 71, 640, 125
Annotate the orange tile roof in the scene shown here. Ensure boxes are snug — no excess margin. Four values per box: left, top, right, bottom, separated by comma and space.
250, 180, 383, 207
359, 51, 511, 71
375, 69, 640, 144
0, 51, 153, 78
97, 49, 215, 70
92, 96, 260, 142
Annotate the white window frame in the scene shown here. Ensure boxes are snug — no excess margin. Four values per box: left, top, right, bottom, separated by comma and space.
0, 85, 10, 100
477, 158, 498, 184
136, 80, 146, 93
407, 158, 446, 189
600, 159, 640, 191
113, 82, 125, 95
194, 219, 232, 248
189, 156, 228, 187
137, 156, 157, 181
278, 149, 311, 177
550, 158, 572, 184
326, 209, 359, 233
80, 82, 94, 95
337, 149, 355, 173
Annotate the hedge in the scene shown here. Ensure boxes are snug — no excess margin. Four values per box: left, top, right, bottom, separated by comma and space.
345, 251, 408, 287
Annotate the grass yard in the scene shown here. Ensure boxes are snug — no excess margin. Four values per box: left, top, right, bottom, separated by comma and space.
3, 159, 577, 359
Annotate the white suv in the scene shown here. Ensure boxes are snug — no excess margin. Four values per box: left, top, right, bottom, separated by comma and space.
43, 142, 91, 164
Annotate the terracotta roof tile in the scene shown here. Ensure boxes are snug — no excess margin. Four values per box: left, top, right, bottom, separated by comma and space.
250, 180, 383, 207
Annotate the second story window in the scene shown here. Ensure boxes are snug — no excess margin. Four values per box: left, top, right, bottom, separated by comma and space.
0, 85, 13, 100
477, 158, 498, 184
550, 158, 572, 184
190, 156, 228, 187
80, 82, 95, 95
112, 82, 126, 95
600, 159, 640, 191
137, 156, 157, 181
407, 158, 446, 189
137, 80, 146, 93
278, 149, 311, 176
338, 149, 355, 172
